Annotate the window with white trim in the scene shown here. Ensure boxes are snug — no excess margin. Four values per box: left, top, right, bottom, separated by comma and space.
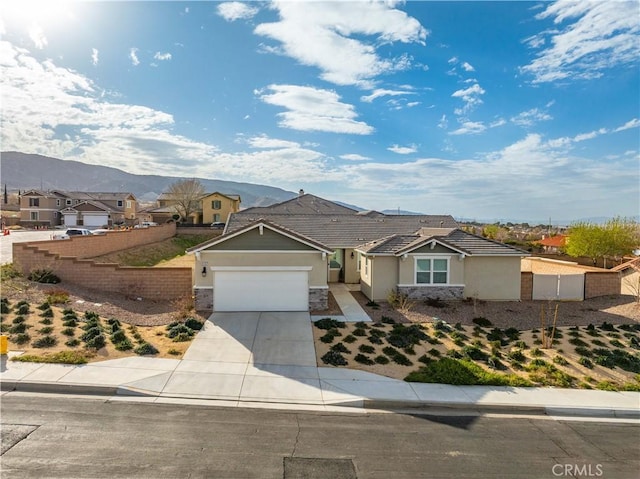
30, 211, 39, 221
416, 258, 449, 284
364, 257, 369, 278
212, 200, 222, 210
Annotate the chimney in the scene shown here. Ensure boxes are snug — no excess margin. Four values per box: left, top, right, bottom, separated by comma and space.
298, 189, 305, 197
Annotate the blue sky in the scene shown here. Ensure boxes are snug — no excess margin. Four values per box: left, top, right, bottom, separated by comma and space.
1, 1, 638, 222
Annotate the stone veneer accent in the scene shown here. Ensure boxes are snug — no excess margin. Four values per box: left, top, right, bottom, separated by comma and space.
398, 285, 464, 301
195, 287, 328, 312
194, 287, 214, 312
309, 288, 328, 311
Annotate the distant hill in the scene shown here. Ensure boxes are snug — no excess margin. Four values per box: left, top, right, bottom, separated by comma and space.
0, 151, 297, 208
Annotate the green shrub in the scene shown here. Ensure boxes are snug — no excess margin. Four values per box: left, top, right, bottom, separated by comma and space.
39, 317, 53, 325
85, 334, 106, 349
487, 356, 506, 370
405, 358, 531, 386
504, 328, 520, 341
16, 304, 30, 315
369, 328, 386, 338
11, 350, 88, 364
184, 317, 204, 331
418, 354, 432, 365
46, 289, 70, 305
32, 335, 57, 348
81, 327, 102, 342
314, 318, 346, 330
454, 322, 464, 331
386, 324, 429, 349
568, 337, 588, 347
352, 327, 367, 337
433, 320, 451, 332
507, 349, 526, 362
591, 339, 606, 347
428, 348, 441, 357
599, 322, 616, 331
84, 311, 100, 321
37, 302, 51, 311
354, 354, 374, 365
447, 349, 463, 359
0, 324, 9, 333
65, 339, 81, 347
461, 345, 488, 361
359, 344, 375, 354
426, 336, 442, 345
321, 350, 347, 366
330, 342, 350, 354
110, 329, 127, 343
9, 323, 27, 334
609, 339, 624, 348
39, 326, 54, 335
134, 342, 159, 355
486, 328, 504, 343
367, 335, 383, 345
578, 357, 593, 368
320, 328, 341, 343
27, 269, 60, 284
382, 346, 412, 366
374, 355, 390, 365
595, 381, 619, 391
172, 332, 193, 343
354, 321, 369, 329
553, 355, 569, 366
380, 316, 394, 324
61, 327, 75, 337
404, 346, 416, 356
12, 316, 26, 324
168, 348, 181, 356
167, 324, 194, 339
472, 317, 492, 328
0, 302, 10, 315
343, 334, 357, 344
449, 330, 468, 342
574, 346, 592, 357
62, 319, 77, 327
114, 339, 134, 351
366, 301, 380, 309
11, 333, 31, 345
530, 347, 542, 357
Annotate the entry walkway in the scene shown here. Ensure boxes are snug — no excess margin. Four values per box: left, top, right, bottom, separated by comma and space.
313, 283, 371, 323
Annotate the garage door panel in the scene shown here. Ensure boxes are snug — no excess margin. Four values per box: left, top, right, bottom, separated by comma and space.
84, 215, 108, 227
214, 271, 308, 312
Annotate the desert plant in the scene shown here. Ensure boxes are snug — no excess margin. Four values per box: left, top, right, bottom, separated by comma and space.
184, 317, 204, 331
32, 335, 58, 348
16, 304, 30, 315
27, 269, 60, 284
578, 357, 594, 369
330, 342, 350, 354
507, 349, 526, 362
352, 327, 367, 337
382, 346, 412, 366
314, 318, 346, 330
167, 324, 194, 339
65, 339, 81, 347
39, 317, 53, 325
172, 333, 192, 342
110, 329, 127, 343
62, 319, 78, 327
46, 289, 70, 304
11, 333, 31, 345
9, 323, 27, 334
354, 354, 374, 365
609, 339, 625, 348
39, 326, 54, 335
134, 342, 159, 355
37, 301, 51, 311
12, 316, 25, 324
553, 355, 569, 366
359, 344, 375, 354
320, 328, 342, 343
367, 335, 384, 345
343, 334, 357, 344
61, 327, 75, 337
374, 355, 390, 364
461, 345, 488, 361
472, 317, 492, 328
321, 350, 347, 366
85, 334, 106, 349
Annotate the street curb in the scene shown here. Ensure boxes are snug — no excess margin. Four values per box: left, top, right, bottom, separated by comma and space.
362, 399, 547, 416
544, 407, 640, 419
1, 380, 119, 396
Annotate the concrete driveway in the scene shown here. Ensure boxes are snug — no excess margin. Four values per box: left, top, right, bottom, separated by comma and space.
183, 311, 317, 366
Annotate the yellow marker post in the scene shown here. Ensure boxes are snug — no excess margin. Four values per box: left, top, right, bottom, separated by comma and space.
0, 335, 8, 355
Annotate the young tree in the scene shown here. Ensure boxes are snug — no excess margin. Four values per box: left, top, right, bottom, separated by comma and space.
566, 217, 639, 267
164, 179, 205, 223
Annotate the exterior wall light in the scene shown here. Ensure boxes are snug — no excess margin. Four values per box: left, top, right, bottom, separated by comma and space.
201, 266, 207, 277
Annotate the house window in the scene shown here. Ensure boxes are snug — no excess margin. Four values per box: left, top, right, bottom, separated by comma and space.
364, 257, 369, 277
29, 198, 39, 207
213, 214, 221, 222
56, 199, 60, 206
126, 200, 132, 208
30, 211, 39, 221
117, 200, 123, 207
356, 252, 361, 272
416, 258, 449, 284
66, 199, 72, 206
212, 200, 222, 210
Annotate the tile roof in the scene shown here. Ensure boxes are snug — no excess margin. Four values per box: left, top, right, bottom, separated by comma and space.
356, 229, 528, 256
238, 194, 358, 216
535, 235, 567, 248
227, 213, 459, 248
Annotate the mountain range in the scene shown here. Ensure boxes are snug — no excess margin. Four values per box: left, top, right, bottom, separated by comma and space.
0, 152, 297, 207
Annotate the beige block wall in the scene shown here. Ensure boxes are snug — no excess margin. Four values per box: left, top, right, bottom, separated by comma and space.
621, 270, 639, 296
369, 256, 398, 300
463, 256, 522, 300
584, 272, 620, 298
196, 251, 328, 288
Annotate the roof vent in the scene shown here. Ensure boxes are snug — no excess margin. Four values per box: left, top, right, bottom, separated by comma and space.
330, 218, 338, 222
298, 189, 305, 197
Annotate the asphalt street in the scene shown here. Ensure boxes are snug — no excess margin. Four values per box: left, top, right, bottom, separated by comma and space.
0, 230, 54, 265
1, 393, 638, 479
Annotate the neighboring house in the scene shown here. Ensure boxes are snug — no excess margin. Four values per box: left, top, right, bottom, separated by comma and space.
534, 234, 567, 253
201, 192, 241, 224
19, 190, 137, 228
612, 258, 640, 297
19, 190, 68, 227
188, 193, 529, 312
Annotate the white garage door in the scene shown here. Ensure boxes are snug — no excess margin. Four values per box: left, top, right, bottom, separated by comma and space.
214, 270, 309, 312
84, 215, 108, 227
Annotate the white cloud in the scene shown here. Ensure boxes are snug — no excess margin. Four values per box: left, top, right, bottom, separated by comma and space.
28, 23, 47, 49
448, 56, 458, 64
91, 48, 99, 66
129, 48, 140, 66
217, 2, 259, 22
449, 121, 486, 135
461, 61, 475, 72
451, 83, 485, 114
511, 107, 553, 127
522, 1, 640, 83
437, 114, 448, 129
388, 144, 417, 154
247, 135, 300, 149
614, 118, 640, 132
360, 88, 414, 103
406, 101, 420, 108
489, 118, 506, 128
258, 84, 374, 134
340, 154, 371, 161
154, 52, 172, 61
254, 1, 428, 87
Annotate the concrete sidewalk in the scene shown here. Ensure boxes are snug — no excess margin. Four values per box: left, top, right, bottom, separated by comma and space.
2, 354, 639, 418
312, 283, 371, 323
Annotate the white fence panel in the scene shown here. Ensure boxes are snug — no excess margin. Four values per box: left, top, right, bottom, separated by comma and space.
532, 274, 584, 300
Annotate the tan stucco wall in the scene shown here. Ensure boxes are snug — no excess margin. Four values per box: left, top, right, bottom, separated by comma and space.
398, 254, 465, 285
463, 256, 522, 300
202, 194, 240, 224
621, 270, 639, 296
195, 251, 328, 288
368, 256, 398, 301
